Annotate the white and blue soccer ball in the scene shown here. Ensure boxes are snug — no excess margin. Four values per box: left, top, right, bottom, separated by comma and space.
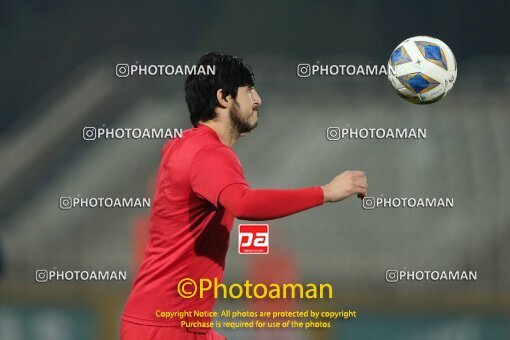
388, 36, 457, 104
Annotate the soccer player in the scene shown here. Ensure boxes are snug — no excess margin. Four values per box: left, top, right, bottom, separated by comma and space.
121, 52, 367, 340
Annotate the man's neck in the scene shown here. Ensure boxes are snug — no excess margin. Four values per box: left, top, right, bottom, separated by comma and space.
199, 120, 238, 147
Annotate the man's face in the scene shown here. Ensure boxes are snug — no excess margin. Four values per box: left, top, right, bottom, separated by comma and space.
229, 85, 262, 135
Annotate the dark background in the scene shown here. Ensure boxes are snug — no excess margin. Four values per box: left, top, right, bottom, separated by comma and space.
2, 1, 508, 132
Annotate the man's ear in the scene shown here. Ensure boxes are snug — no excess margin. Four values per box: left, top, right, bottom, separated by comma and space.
216, 89, 230, 108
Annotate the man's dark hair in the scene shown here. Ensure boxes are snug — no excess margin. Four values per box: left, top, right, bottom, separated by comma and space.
185, 52, 255, 127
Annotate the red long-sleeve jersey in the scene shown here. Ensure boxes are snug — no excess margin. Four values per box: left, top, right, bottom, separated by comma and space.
122, 124, 323, 333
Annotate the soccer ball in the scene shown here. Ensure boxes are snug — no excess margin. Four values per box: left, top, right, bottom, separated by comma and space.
387, 36, 457, 104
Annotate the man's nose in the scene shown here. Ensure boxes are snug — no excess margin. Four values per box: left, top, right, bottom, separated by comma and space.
253, 89, 262, 106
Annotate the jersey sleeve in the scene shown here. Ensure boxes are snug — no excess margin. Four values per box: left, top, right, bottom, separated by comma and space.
219, 183, 324, 221
190, 145, 249, 207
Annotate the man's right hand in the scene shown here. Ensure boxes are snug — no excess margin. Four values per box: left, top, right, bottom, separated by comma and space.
321, 171, 367, 203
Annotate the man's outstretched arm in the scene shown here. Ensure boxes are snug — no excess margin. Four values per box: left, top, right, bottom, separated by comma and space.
219, 171, 368, 221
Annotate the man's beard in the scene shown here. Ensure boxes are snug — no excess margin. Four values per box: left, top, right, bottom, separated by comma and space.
229, 101, 258, 136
